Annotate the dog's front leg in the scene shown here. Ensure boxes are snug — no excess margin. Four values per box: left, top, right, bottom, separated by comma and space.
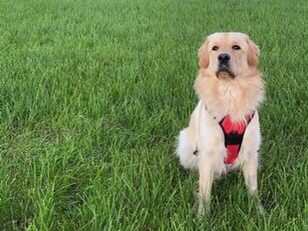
242, 155, 258, 194
242, 155, 265, 213
198, 151, 214, 216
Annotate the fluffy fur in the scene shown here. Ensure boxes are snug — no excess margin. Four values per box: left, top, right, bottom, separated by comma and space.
175, 32, 265, 215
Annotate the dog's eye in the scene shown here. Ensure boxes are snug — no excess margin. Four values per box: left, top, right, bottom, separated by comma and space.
212, 46, 219, 51
232, 45, 241, 50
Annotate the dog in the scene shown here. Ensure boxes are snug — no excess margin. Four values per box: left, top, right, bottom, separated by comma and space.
175, 32, 264, 215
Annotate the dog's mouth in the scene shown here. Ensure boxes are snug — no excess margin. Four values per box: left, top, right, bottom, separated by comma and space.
216, 65, 235, 78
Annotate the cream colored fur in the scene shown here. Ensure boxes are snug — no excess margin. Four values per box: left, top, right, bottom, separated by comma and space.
175, 32, 264, 215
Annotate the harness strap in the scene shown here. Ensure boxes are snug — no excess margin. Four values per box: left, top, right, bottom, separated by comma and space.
219, 113, 254, 164
193, 111, 255, 165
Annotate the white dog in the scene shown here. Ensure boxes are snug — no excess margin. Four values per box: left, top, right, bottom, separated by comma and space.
175, 32, 265, 215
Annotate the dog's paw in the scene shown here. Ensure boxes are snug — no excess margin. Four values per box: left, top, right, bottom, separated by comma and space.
197, 202, 211, 218
257, 203, 266, 215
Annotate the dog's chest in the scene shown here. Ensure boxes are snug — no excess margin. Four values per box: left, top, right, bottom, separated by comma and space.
218, 113, 254, 164
206, 82, 249, 121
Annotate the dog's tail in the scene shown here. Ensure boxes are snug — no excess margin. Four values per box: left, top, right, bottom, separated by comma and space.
175, 128, 198, 170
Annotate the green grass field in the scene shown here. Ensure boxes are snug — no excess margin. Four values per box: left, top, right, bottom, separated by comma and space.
0, 0, 307, 230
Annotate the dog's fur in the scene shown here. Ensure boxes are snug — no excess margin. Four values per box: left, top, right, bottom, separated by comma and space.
175, 32, 264, 215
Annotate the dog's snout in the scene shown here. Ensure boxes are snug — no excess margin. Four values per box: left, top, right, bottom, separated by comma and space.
218, 53, 230, 63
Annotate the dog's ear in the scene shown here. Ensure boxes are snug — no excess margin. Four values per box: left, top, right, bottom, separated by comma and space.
198, 40, 209, 69
246, 37, 260, 66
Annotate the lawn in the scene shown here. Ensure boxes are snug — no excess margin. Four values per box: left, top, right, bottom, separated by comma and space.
0, 0, 307, 230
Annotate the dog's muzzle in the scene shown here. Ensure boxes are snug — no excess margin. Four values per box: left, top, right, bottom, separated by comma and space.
216, 53, 235, 78
216, 64, 235, 78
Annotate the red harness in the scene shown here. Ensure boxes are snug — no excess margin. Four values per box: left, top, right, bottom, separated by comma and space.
219, 113, 254, 164
193, 111, 255, 165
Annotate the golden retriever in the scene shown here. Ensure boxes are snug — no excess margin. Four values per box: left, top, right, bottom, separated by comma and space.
176, 32, 264, 215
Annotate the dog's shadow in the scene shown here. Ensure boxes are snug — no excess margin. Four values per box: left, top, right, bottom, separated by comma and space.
212, 172, 277, 213
176, 163, 277, 218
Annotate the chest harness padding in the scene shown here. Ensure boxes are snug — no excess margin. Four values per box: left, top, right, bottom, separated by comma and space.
193, 112, 255, 165
219, 113, 255, 164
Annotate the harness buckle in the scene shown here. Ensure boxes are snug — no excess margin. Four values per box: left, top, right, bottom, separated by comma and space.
224, 132, 243, 145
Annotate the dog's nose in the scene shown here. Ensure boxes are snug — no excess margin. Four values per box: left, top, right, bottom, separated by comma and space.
218, 53, 230, 63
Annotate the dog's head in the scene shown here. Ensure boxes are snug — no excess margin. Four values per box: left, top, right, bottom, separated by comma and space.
198, 32, 259, 78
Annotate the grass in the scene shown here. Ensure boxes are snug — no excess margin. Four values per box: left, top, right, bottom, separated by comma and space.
0, 0, 307, 230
